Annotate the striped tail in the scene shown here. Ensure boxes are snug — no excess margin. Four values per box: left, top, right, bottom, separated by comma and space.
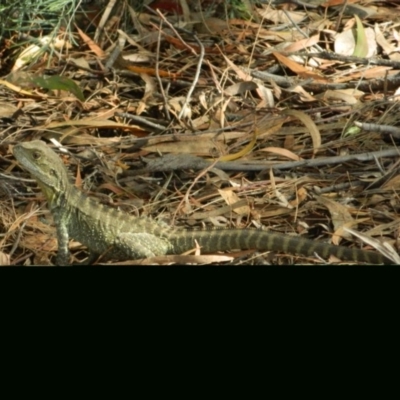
167, 228, 391, 264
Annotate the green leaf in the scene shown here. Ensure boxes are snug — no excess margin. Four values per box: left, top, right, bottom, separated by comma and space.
31, 75, 85, 101
343, 125, 361, 137
352, 14, 368, 58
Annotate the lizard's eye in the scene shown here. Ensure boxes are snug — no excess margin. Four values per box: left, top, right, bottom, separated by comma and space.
33, 151, 41, 160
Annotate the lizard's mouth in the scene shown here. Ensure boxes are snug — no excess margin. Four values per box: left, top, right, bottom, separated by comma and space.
14, 146, 41, 178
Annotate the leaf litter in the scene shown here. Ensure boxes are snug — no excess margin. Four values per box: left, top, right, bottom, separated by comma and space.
1, 0, 400, 265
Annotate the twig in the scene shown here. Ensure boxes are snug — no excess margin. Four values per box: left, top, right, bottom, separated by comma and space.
155, 19, 171, 121
153, 9, 198, 56
104, 35, 125, 70
290, 51, 400, 69
177, 33, 204, 121
144, 147, 400, 173
282, 9, 323, 52
153, 9, 204, 121
115, 113, 168, 131
354, 121, 400, 139
243, 65, 400, 93
232, 147, 400, 171
173, 158, 219, 223
334, 0, 348, 32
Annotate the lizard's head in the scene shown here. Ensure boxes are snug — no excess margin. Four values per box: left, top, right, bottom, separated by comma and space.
13, 140, 70, 199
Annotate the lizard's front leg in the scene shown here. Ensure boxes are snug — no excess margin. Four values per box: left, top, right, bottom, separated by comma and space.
54, 220, 70, 265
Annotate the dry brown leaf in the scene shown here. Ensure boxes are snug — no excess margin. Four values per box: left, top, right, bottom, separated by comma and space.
257, 118, 286, 139
121, 52, 153, 64
40, 114, 147, 141
273, 52, 329, 83
374, 25, 400, 61
321, 0, 359, 6
122, 62, 178, 79
258, 5, 305, 24
256, 29, 305, 42
74, 162, 82, 189
222, 54, 252, 81
382, 175, 400, 189
144, 130, 260, 156
282, 109, 321, 154
168, 96, 192, 119
258, 147, 303, 161
76, 26, 105, 57
289, 187, 308, 207
320, 89, 362, 105
334, 66, 395, 84
0, 78, 47, 98
0, 102, 18, 118
69, 57, 91, 70
269, 168, 291, 209
144, 138, 225, 157
224, 81, 258, 96
21, 233, 58, 253
314, 195, 356, 244
136, 101, 146, 115
344, 227, 400, 264
12, 35, 71, 71
218, 130, 257, 162
190, 115, 212, 129
289, 85, 317, 102
283, 34, 320, 52
189, 199, 249, 220
194, 17, 229, 35
0, 252, 10, 266
218, 189, 250, 215
255, 84, 274, 108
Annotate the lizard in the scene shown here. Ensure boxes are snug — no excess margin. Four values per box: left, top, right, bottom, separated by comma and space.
13, 140, 394, 265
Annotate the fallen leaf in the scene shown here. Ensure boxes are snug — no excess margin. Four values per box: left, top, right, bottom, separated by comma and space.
218, 189, 250, 215
353, 14, 369, 58
259, 147, 303, 161
31, 75, 85, 101
314, 195, 356, 244
0, 102, 18, 118
258, 5, 305, 24
273, 51, 328, 83
0, 252, 10, 266
282, 109, 321, 155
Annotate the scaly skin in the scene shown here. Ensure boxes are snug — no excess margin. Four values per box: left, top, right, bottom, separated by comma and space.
13, 141, 393, 265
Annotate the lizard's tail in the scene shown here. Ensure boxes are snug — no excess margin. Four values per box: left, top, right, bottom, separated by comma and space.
167, 228, 391, 264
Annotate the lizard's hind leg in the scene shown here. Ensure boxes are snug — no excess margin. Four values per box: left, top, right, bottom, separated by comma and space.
115, 232, 172, 259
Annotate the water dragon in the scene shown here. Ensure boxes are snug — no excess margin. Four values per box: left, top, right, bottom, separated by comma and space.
13, 140, 393, 265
